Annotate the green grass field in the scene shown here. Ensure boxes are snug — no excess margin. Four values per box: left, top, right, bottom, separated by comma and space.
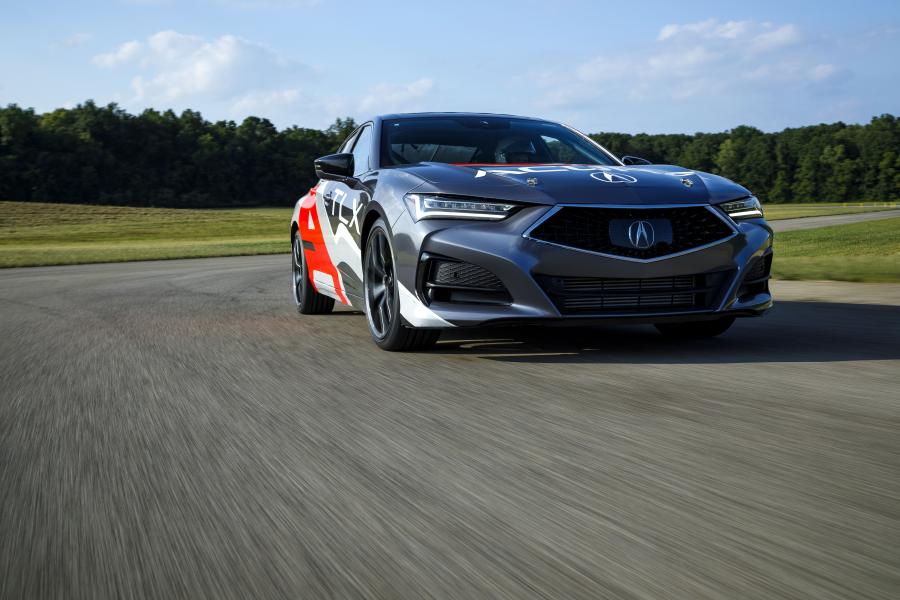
763, 202, 897, 220
0, 201, 290, 267
2, 201, 899, 282
773, 217, 900, 283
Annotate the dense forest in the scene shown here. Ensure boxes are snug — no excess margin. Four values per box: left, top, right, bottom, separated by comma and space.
1, 101, 898, 207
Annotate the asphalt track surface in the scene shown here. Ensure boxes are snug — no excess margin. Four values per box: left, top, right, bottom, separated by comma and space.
2, 257, 900, 598
769, 208, 900, 231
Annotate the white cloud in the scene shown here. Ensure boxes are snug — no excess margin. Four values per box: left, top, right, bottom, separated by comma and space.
863, 25, 900, 41
575, 57, 631, 83
657, 18, 746, 41
751, 24, 801, 51
92, 40, 143, 67
93, 31, 312, 105
656, 19, 798, 49
135, 31, 310, 103
61, 33, 93, 48
225, 87, 354, 127
231, 88, 300, 113
93, 31, 437, 127
215, 0, 322, 7
809, 63, 838, 82
539, 18, 840, 111
358, 78, 435, 115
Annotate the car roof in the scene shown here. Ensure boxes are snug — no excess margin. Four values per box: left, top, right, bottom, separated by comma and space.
373, 112, 549, 123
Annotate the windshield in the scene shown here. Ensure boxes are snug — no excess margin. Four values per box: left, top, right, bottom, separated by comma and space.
380, 116, 619, 167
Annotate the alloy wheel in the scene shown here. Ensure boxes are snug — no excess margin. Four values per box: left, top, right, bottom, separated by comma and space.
292, 235, 304, 305
365, 230, 394, 338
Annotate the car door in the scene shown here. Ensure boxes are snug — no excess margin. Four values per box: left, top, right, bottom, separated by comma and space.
318, 123, 374, 303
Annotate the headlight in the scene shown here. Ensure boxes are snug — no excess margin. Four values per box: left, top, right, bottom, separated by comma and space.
720, 197, 764, 220
406, 194, 517, 221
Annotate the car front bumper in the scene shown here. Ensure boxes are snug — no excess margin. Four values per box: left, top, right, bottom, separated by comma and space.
390, 205, 773, 328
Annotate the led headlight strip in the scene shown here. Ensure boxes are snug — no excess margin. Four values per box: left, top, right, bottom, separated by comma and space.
407, 194, 517, 221
720, 197, 764, 220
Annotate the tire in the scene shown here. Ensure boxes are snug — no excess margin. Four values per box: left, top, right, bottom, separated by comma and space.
364, 219, 440, 351
292, 232, 334, 315
654, 317, 735, 339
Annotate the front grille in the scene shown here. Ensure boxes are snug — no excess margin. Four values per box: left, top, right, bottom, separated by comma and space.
528, 206, 734, 260
536, 272, 730, 314
422, 258, 511, 305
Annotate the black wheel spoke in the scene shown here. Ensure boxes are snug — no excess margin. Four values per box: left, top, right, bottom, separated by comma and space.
379, 297, 389, 329
371, 282, 385, 303
371, 301, 380, 330
365, 229, 396, 338
292, 237, 304, 304
378, 235, 388, 265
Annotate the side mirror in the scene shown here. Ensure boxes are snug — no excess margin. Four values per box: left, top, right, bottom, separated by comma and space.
621, 155, 652, 166
314, 153, 355, 181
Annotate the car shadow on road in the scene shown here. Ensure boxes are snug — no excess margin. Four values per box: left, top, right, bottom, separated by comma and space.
432, 301, 900, 364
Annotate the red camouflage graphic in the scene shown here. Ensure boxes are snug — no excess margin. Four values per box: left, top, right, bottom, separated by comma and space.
298, 185, 349, 304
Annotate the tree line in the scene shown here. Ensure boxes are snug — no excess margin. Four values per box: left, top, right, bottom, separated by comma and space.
591, 116, 899, 204
1, 101, 897, 207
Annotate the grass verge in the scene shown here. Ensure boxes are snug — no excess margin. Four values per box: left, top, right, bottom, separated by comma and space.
764, 202, 897, 220
0, 201, 291, 267
774, 217, 900, 283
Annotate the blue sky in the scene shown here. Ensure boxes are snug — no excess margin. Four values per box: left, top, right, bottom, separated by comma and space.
2, 0, 898, 133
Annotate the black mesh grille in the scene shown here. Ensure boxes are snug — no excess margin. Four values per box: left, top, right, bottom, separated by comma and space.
744, 254, 772, 282
431, 260, 504, 290
738, 253, 772, 299
536, 271, 731, 314
423, 259, 511, 305
528, 206, 734, 259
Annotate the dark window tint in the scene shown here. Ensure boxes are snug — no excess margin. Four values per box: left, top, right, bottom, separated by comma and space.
381, 117, 617, 167
541, 135, 596, 164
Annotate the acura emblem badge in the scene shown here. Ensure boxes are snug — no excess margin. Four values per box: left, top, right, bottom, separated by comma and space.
627, 221, 655, 249
590, 170, 638, 184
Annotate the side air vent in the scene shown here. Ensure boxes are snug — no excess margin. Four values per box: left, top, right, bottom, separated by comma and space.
420, 257, 511, 305
738, 252, 773, 299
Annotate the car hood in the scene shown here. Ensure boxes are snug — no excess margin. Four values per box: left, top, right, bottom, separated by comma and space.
401, 162, 751, 206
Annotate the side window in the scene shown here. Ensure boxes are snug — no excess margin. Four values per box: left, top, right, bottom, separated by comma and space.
351, 125, 373, 177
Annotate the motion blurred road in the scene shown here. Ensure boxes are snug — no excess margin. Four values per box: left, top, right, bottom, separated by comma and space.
769, 208, 900, 231
2, 255, 899, 599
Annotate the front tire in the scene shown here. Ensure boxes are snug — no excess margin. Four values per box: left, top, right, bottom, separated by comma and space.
654, 317, 735, 339
292, 232, 334, 314
364, 219, 439, 351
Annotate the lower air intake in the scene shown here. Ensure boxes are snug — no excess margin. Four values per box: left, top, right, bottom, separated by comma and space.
431, 260, 505, 290
536, 272, 731, 314
738, 253, 773, 299
423, 259, 511, 305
